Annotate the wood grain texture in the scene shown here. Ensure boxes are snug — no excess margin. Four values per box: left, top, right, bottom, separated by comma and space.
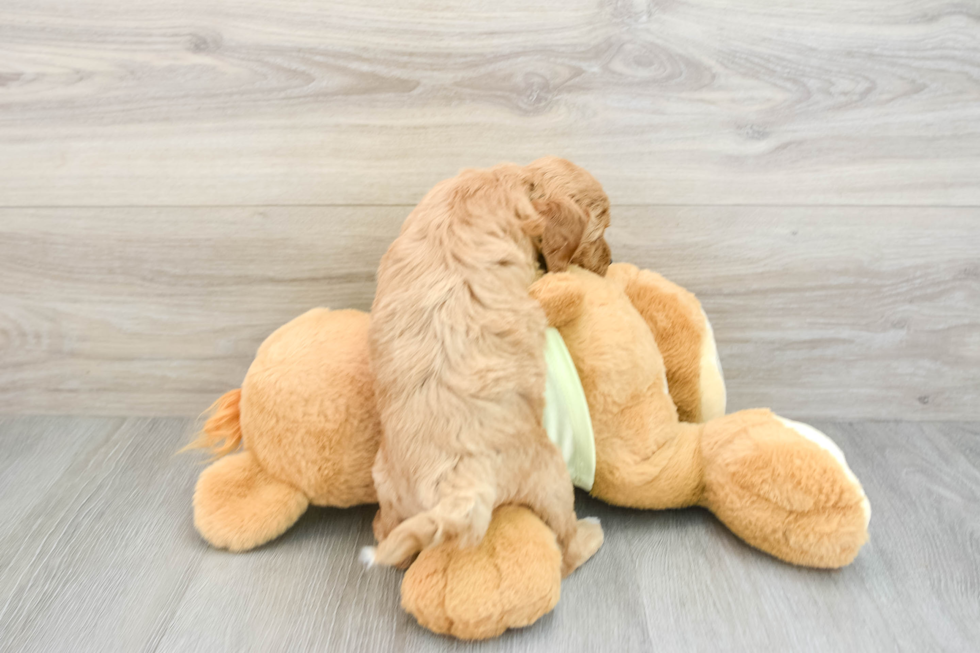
0, 208, 396, 416
0, 417, 978, 651
0, 417, 203, 653
1, 0, 979, 206
615, 206, 980, 421
1, 206, 977, 419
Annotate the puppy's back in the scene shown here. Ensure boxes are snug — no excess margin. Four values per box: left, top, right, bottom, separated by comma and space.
371, 167, 544, 410
368, 167, 550, 565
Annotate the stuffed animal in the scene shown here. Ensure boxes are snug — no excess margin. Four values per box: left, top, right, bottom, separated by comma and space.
185, 264, 870, 640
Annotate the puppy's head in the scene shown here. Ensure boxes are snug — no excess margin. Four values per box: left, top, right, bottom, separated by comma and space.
521, 157, 611, 275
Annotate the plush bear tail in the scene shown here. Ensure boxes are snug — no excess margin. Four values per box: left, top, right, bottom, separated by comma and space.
180, 388, 243, 459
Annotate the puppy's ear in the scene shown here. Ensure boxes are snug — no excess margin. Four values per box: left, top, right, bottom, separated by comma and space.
532, 199, 585, 273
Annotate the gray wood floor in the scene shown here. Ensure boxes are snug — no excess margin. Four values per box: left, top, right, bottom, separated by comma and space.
1, 417, 977, 652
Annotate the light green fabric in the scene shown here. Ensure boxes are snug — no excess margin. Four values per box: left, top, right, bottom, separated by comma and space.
542, 327, 596, 492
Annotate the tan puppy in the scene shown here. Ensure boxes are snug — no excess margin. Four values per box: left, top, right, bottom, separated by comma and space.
364, 157, 610, 575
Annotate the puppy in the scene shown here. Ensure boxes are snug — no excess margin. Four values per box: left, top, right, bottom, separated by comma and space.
364, 157, 610, 575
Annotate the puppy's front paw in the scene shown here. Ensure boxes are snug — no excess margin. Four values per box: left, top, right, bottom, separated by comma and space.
400, 505, 562, 640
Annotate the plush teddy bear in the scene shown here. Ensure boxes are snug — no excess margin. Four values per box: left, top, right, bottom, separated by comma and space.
185, 264, 870, 640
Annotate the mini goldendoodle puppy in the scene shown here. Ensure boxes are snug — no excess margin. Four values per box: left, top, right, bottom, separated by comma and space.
365, 157, 611, 576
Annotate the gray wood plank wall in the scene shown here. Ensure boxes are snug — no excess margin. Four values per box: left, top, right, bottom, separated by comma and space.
2, 0, 979, 206
1, 0, 978, 419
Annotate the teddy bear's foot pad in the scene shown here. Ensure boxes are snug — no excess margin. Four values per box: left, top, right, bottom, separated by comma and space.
401, 505, 562, 640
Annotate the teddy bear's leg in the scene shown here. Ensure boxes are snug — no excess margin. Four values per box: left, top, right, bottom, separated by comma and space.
401, 505, 563, 640
699, 409, 870, 568
193, 450, 309, 552
591, 419, 707, 510
606, 263, 725, 422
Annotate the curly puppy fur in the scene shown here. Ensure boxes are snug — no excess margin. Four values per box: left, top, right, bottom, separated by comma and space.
367, 157, 611, 575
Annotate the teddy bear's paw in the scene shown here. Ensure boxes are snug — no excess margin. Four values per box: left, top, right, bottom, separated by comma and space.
193, 451, 309, 552
702, 410, 870, 568
772, 417, 871, 529
401, 505, 562, 640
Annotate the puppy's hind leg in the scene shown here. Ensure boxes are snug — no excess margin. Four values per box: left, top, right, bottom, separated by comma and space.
521, 442, 604, 577
372, 502, 401, 546
561, 517, 604, 577
365, 459, 496, 568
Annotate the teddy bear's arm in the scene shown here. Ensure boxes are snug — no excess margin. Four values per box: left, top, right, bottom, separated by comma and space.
606, 263, 725, 422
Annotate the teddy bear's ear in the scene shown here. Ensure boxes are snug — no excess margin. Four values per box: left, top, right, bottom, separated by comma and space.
529, 270, 586, 328
531, 198, 586, 273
